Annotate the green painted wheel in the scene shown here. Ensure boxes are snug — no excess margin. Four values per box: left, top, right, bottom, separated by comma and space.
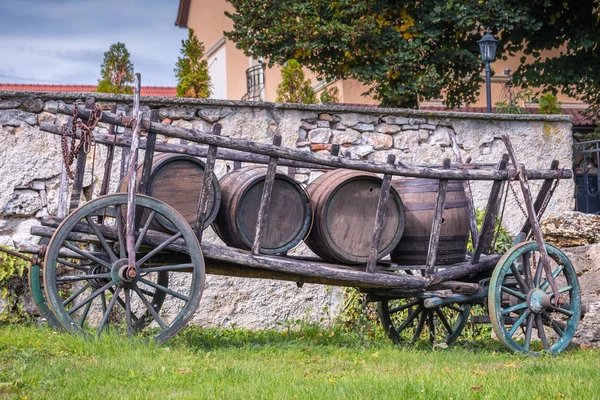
489, 241, 581, 355
43, 194, 204, 344
378, 298, 471, 345
29, 262, 63, 331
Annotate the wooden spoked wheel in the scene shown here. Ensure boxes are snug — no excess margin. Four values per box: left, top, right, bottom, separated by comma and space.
489, 241, 581, 355
378, 298, 471, 345
43, 194, 204, 344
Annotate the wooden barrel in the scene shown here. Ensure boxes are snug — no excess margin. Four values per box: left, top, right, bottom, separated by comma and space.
390, 179, 469, 265
212, 166, 312, 254
119, 154, 221, 232
304, 169, 405, 265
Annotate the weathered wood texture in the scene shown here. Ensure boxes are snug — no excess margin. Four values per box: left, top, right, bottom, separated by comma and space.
125, 75, 142, 270
390, 177, 470, 266
252, 135, 282, 255
53, 104, 572, 181
446, 129, 479, 245
305, 169, 405, 264
137, 109, 159, 195
520, 160, 560, 236
193, 124, 221, 242
472, 154, 509, 263
425, 158, 451, 277
99, 104, 118, 197
69, 97, 95, 211
366, 154, 396, 273
212, 165, 312, 255
119, 153, 221, 232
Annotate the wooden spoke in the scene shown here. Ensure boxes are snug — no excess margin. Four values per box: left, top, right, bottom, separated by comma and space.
547, 305, 574, 317
135, 210, 156, 251
523, 252, 533, 287
67, 281, 114, 316
124, 288, 133, 337
411, 310, 427, 342
542, 311, 565, 337
138, 278, 189, 302
447, 304, 464, 313
110, 287, 140, 324
135, 232, 183, 267
395, 305, 424, 334
540, 264, 565, 291
501, 302, 528, 316
389, 299, 421, 314
523, 313, 534, 352
85, 216, 117, 262
116, 210, 126, 259
509, 262, 529, 293
427, 310, 435, 343
133, 284, 166, 329
62, 283, 91, 307
96, 287, 121, 336
508, 309, 530, 337
63, 242, 111, 268
536, 314, 550, 350
57, 258, 89, 273
57, 273, 111, 283
501, 286, 527, 301
435, 308, 453, 335
533, 253, 544, 287
140, 264, 193, 274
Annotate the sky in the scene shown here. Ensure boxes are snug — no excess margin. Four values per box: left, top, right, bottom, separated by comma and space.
0, 0, 187, 86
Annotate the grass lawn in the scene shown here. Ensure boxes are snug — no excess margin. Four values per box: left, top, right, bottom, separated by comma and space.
0, 324, 599, 399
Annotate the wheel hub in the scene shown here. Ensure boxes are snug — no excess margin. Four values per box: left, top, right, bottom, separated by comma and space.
527, 288, 553, 314
110, 258, 139, 288
89, 265, 110, 289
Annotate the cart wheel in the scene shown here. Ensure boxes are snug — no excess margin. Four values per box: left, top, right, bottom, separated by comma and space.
43, 193, 204, 344
489, 241, 581, 355
29, 259, 63, 331
378, 298, 471, 345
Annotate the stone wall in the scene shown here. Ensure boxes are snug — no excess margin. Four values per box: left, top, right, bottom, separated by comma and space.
0, 91, 579, 333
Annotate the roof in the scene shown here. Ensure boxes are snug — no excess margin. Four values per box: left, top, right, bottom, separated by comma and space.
421, 105, 597, 127
0, 84, 177, 97
175, 0, 191, 27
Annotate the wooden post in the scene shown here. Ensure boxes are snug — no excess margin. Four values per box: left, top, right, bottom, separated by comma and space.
502, 134, 560, 300
137, 110, 159, 195
125, 74, 142, 271
252, 134, 282, 255
193, 124, 221, 243
425, 158, 451, 277
120, 106, 133, 180
366, 154, 396, 273
58, 117, 72, 218
99, 105, 117, 197
446, 129, 479, 245
520, 160, 560, 236
69, 97, 94, 211
472, 154, 509, 263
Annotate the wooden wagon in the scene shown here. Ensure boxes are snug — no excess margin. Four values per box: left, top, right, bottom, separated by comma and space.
6, 75, 581, 355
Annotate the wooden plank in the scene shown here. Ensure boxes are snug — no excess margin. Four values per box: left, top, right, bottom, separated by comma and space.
366, 154, 395, 273
520, 160, 560, 236
428, 254, 502, 285
99, 105, 117, 197
58, 117, 72, 217
425, 158, 451, 277
69, 97, 95, 211
125, 74, 142, 273
502, 134, 560, 299
446, 129, 479, 245
53, 104, 573, 181
137, 110, 159, 195
472, 154, 509, 263
193, 124, 221, 243
252, 134, 282, 254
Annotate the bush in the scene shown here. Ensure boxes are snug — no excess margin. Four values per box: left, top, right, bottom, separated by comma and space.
538, 92, 562, 114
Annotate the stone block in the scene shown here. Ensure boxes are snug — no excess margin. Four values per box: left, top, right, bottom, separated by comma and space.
362, 132, 393, 150
347, 145, 374, 158
331, 122, 346, 130
191, 120, 211, 132
2, 190, 42, 217
353, 123, 375, 132
319, 113, 334, 121
309, 128, 332, 143
418, 129, 430, 143
298, 128, 308, 140
21, 98, 44, 113
0, 99, 22, 109
375, 123, 401, 134
542, 212, 600, 248
331, 128, 361, 145
0, 110, 38, 126
301, 120, 317, 130
382, 115, 409, 125
428, 127, 452, 147
198, 108, 225, 122
316, 120, 330, 128
408, 118, 426, 125
401, 124, 419, 131
159, 106, 197, 120
419, 124, 436, 131
172, 119, 193, 129
340, 113, 378, 127
37, 112, 56, 124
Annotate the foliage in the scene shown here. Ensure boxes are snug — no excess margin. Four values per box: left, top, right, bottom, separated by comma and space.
495, 86, 534, 114
275, 59, 317, 104
96, 42, 134, 94
2, 325, 599, 399
174, 28, 212, 98
538, 93, 562, 115
467, 208, 513, 254
0, 248, 31, 323
319, 86, 339, 104
336, 287, 382, 342
225, 0, 600, 112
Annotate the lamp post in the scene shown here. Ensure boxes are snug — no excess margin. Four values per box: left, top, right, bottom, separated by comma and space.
478, 29, 498, 113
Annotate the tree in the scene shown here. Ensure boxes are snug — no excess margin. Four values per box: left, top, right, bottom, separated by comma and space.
175, 28, 212, 98
97, 42, 134, 94
276, 59, 317, 104
224, 0, 600, 112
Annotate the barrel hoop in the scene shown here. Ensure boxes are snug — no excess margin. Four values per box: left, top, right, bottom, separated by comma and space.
399, 235, 470, 242
403, 201, 469, 211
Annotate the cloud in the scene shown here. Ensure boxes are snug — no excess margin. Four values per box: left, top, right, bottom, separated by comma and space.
0, 0, 186, 85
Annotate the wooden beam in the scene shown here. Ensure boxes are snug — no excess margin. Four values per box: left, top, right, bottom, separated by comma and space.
425, 158, 451, 277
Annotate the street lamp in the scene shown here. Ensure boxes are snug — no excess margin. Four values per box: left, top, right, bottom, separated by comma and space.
478, 28, 498, 113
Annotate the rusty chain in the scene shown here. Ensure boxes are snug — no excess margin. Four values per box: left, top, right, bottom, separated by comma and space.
61, 104, 102, 179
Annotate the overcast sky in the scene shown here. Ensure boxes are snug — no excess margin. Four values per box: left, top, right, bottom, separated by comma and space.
0, 0, 187, 86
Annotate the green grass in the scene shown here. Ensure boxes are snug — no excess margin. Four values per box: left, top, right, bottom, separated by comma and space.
0, 324, 599, 399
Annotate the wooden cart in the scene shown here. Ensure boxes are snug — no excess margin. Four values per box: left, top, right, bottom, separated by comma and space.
8, 75, 580, 355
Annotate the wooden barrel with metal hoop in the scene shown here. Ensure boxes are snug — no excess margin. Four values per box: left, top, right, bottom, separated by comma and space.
390, 179, 469, 265
212, 166, 312, 255
304, 169, 405, 265
119, 153, 221, 232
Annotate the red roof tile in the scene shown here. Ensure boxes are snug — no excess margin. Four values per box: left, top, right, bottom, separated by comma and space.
0, 84, 177, 97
